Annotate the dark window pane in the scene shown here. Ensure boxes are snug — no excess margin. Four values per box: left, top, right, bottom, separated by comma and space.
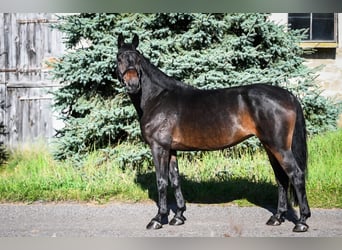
312, 13, 335, 40
288, 13, 310, 40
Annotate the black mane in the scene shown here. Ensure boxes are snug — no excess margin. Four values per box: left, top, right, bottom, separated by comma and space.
138, 50, 196, 92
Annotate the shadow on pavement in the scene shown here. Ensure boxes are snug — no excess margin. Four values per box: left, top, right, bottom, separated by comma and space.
136, 171, 300, 225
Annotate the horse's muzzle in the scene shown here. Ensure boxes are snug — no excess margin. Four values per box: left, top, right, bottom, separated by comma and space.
122, 68, 141, 93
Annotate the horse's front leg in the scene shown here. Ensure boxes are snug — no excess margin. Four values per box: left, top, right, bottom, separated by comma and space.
146, 143, 170, 230
168, 150, 186, 226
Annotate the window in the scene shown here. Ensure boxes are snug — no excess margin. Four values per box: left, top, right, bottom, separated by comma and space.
288, 13, 337, 43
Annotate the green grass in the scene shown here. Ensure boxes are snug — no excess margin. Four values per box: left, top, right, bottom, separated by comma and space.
0, 130, 341, 208
306, 129, 342, 207
0, 144, 148, 203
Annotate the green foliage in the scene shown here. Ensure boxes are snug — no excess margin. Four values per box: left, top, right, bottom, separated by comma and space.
300, 87, 341, 134
51, 13, 340, 165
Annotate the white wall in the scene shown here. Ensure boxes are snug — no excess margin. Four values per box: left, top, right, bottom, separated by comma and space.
269, 13, 288, 25
339, 13, 342, 48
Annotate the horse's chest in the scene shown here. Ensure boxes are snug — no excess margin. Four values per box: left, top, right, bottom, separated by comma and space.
141, 113, 176, 146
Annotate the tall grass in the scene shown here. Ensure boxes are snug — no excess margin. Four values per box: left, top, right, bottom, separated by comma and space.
0, 130, 341, 208
306, 129, 342, 207
0, 144, 148, 203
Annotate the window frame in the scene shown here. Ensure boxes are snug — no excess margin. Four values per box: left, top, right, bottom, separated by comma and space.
288, 13, 338, 48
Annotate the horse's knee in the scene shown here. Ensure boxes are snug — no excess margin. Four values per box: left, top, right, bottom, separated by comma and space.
157, 178, 168, 191
170, 179, 180, 189
169, 170, 181, 189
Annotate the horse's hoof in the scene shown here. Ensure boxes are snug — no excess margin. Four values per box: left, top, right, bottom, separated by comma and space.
293, 223, 309, 232
169, 216, 185, 226
266, 215, 284, 226
146, 220, 163, 230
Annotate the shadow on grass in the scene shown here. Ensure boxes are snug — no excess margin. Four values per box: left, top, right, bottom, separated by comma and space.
136, 172, 299, 224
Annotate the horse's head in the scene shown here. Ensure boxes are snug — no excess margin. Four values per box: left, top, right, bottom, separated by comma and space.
116, 34, 142, 94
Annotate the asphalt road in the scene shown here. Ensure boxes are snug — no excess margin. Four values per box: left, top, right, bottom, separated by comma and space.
0, 202, 341, 237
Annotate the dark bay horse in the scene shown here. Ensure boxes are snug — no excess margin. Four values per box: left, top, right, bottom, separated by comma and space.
116, 34, 311, 232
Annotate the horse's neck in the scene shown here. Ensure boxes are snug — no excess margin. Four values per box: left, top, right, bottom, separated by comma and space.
128, 91, 144, 119
131, 57, 193, 118
128, 71, 167, 120
141, 74, 167, 109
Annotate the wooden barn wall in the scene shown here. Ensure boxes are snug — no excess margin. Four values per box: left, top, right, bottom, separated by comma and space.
0, 13, 65, 148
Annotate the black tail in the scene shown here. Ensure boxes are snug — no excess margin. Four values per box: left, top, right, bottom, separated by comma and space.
289, 99, 308, 205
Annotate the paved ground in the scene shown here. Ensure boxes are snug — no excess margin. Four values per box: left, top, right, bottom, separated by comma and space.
0, 202, 341, 237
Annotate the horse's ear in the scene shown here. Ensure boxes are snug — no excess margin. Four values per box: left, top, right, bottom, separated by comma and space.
132, 34, 139, 48
118, 33, 125, 48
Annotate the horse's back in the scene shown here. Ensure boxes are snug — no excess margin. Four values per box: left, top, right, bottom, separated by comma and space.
173, 84, 297, 119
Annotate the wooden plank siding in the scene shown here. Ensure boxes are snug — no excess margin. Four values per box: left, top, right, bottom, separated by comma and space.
0, 14, 6, 143
0, 13, 65, 148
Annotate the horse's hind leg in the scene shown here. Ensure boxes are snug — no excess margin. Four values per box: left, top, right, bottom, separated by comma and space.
265, 150, 289, 226
168, 150, 186, 226
270, 149, 311, 232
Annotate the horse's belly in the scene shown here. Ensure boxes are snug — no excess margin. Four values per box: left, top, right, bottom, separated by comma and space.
171, 125, 250, 151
